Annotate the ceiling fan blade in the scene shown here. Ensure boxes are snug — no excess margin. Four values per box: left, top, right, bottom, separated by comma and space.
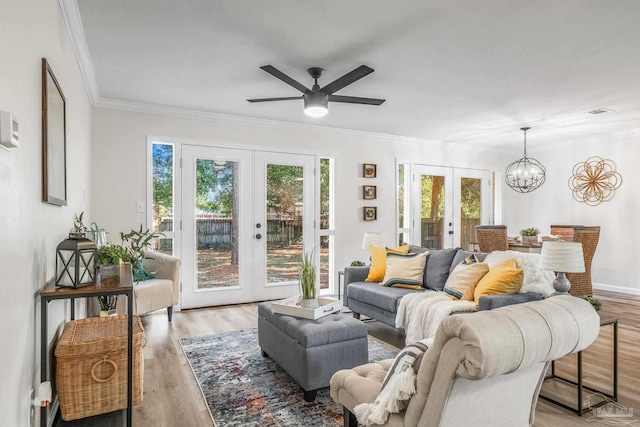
247, 96, 302, 102
260, 65, 309, 93
320, 65, 374, 95
328, 95, 385, 105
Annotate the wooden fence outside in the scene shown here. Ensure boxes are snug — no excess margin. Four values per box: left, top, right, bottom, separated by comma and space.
159, 218, 302, 247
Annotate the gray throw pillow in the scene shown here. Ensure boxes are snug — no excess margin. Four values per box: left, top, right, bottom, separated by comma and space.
450, 249, 475, 274
424, 248, 459, 290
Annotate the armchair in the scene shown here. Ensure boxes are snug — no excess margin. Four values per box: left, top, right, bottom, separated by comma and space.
330, 295, 599, 427
134, 250, 181, 320
88, 250, 181, 321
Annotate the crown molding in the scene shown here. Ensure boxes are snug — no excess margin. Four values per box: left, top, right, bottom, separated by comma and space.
93, 97, 451, 147
59, 0, 100, 104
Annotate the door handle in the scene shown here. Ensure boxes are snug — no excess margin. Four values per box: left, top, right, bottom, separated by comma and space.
448, 230, 454, 235
255, 233, 262, 240
256, 223, 262, 229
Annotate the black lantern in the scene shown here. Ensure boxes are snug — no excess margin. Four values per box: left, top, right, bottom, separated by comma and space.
55, 232, 97, 288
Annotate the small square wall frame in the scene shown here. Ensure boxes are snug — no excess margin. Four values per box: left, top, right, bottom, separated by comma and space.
363, 206, 377, 221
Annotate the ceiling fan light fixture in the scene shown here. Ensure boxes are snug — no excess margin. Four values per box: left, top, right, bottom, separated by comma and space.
304, 92, 328, 118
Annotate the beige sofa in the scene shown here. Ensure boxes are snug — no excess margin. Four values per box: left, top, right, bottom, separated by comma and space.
330, 295, 599, 427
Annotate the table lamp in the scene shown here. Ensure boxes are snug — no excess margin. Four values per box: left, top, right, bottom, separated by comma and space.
538, 241, 585, 295
361, 232, 384, 250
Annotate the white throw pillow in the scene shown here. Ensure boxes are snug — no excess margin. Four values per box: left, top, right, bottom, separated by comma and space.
484, 250, 555, 296
381, 252, 428, 290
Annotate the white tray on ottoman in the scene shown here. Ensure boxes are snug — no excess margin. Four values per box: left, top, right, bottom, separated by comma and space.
271, 296, 342, 320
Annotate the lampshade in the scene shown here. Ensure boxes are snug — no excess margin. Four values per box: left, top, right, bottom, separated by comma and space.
361, 232, 384, 250
538, 241, 585, 273
505, 127, 546, 193
304, 92, 328, 118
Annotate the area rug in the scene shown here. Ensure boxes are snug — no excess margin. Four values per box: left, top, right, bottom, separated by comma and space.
180, 328, 398, 427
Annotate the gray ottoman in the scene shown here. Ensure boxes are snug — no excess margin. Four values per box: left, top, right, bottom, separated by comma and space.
258, 301, 368, 402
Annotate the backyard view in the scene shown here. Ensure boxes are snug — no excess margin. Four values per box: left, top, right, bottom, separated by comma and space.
152, 143, 331, 291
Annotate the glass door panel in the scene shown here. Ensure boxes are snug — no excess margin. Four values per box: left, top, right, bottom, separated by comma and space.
254, 152, 315, 301
459, 177, 481, 248
265, 164, 304, 284
413, 166, 453, 249
195, 159, 240, 289
181, 145, 253, 308
454, 169, 491, 252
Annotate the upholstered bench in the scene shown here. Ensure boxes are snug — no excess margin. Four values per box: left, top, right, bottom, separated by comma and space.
258, 301, 368, 402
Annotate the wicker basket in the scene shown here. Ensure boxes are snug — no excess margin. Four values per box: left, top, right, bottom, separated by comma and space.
55, 315, 145, 421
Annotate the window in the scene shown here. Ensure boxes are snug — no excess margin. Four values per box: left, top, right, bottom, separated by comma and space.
397, 162, 411, 245
319, 157, 335, 294
151, 142, 175, 254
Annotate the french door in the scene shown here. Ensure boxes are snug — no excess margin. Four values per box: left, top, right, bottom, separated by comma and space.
412, 165, 491, 250
181, 145, 315, 308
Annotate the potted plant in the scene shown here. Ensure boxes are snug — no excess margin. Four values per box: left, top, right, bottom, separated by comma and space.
120, 225, 164, 281
299, 248, 318, 309
520, 227, 540, 244
97, 244, 127, 286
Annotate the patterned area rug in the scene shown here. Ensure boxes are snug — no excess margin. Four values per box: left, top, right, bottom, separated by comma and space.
180, 328, 397, 427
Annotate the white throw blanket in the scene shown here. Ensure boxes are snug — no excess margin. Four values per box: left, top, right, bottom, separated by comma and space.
396, 291, 477, 344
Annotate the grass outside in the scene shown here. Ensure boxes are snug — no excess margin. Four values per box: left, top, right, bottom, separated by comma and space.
195, 244, 330, 289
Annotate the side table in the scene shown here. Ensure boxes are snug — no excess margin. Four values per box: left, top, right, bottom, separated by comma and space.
39, 263, 135, 427
539, 315, 618, 415
337, 270, 344, 300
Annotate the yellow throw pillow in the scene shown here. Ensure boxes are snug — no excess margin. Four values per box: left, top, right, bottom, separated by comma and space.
381, 252, 428, 290
473, 258, 523, 304
365, 244, 410, 282
444, 262, 490, 300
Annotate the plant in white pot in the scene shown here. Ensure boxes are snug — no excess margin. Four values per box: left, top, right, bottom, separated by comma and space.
519, 227, 540, 244
299, 248, 318, 309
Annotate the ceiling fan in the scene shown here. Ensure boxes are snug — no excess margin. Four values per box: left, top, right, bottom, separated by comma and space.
247, 65, 385, 117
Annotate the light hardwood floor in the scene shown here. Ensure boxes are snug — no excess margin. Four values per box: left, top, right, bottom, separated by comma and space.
56, 291, 640, 427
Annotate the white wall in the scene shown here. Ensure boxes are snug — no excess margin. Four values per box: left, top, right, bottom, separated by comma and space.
90, 107, 505, 285
0, 1, 92, 425
503, 133, 640, 293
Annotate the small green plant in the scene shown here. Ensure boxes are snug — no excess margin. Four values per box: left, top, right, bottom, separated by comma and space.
582, 295, 602, 311
350, 260, 366, 267
519, 227, 540, 236
71, 212, 87, 233
97, 245, 127, 265
300, 248, 317, 300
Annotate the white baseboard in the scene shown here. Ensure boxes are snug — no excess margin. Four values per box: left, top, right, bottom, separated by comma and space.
593, 282, 640, 295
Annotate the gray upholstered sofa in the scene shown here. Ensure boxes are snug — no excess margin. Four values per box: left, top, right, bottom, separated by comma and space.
344, 246, 542, 328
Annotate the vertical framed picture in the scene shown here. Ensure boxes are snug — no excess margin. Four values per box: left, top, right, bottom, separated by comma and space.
363, 185, 377, 200
363, 163, 377, 178
42, 58, 67, 206
363, 206, 377, 221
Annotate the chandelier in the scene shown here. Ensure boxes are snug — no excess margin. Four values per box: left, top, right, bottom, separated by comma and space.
505, 127, 546, 193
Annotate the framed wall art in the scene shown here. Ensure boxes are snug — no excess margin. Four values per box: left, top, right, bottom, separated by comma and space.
363, 163, 377, 178
363, 206, 377, 221
363, 185, 377, 200
42, 58, 67, 206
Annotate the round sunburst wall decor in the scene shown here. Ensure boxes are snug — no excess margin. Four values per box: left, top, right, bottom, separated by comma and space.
569, 156, 622, 206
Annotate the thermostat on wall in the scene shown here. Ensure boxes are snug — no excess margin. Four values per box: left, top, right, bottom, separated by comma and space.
0, 111, 19, 149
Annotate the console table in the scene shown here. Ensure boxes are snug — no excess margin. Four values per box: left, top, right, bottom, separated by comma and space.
539, 315, 618, 415
39, 264, 134, 427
